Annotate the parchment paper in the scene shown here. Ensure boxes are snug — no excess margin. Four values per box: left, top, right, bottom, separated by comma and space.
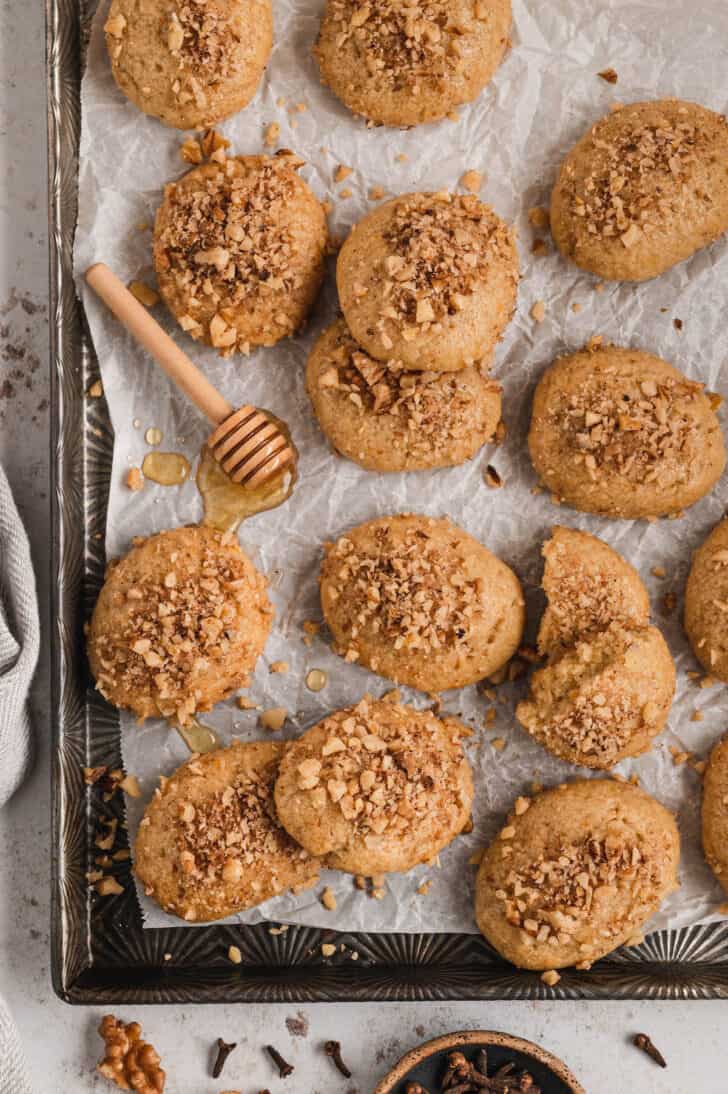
74, 0, 728, 933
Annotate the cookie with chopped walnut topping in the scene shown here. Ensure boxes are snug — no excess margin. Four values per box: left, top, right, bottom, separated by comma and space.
701, 733, 728, 898
87, 525, 273, 724
685, 517, 728, 683
550, 99, 728, 281
104, 0, 273, 130
538, 526, 649, 658
154, 153, 328, 356
274, 698, 473, 875
306, 318, 502, 471
516, 621, 675, 770
528, 345, 725, 519
474, 779, 680, 970
319, 513, 525, 692
314, 0, 511, 128
135, 741, 320, 922
337, 192, 519, 371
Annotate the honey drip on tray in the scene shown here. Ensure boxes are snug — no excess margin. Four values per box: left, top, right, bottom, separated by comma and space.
142, 451, 191, 486
174, 717, 219, 754
197, 414, 298, 533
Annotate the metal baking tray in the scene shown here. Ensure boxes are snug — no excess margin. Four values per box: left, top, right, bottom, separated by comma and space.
47, 0, 728, 1004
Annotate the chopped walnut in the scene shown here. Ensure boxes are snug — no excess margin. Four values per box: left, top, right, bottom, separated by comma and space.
126, 467, 144, 492
334, 164, 353, 184
87, 379, 104, 398
598, 67, 618, 84
460, 169, 484, 194
530, 300, 546, 323
264, 122, 280, 147
180, 137, 203, 164
260, 707, 287, 731
97, 1015, 165, 1092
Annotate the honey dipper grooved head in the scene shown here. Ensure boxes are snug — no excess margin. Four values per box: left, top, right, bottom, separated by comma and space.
208, 406, 295, 488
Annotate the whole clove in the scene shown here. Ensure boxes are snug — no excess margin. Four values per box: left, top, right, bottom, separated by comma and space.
633, 1033, 667, 1069
438, 1048, 540, 1093
212, 1037, 237, 1078
265, 1044, 294, 1078
324, 1039, 352, 1078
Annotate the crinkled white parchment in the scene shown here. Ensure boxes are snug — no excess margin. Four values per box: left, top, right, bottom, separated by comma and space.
74, 0, 728, 933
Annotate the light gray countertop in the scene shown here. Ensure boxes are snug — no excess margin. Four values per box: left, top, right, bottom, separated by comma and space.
0, 2, 726, 1091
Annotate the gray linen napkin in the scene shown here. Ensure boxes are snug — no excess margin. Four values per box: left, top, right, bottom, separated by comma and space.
0, 464, 39, 1094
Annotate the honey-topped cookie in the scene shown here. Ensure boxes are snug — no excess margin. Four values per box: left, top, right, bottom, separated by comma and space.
702, 733, 728, 898
87, 525, 272, 724
314, 0, 511, 128
537, 526, 649, 658
337, 192, 518, 371
319, 514, 525, 692
516, 621, 675, 770
551, 99, 728, 281
306, 318, 502, 471
154, 153, 328, 356
475, 780, 680, 970
274, 698, 473, 875
528, 344, 725, 519
104, 0, 273, 130
135, 741, 320, 922
685, 517, 728, 682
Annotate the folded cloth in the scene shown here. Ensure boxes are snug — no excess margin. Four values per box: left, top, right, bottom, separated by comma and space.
0, 463, 39, 807
0, 464, 39, 1094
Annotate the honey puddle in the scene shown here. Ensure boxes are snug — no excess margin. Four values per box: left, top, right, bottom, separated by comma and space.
175, 717, 219, 754
197, 419, 298, 533
142, 451, 191, 486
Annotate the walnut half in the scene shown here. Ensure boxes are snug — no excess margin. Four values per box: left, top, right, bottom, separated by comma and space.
97, 1015, 166, 1092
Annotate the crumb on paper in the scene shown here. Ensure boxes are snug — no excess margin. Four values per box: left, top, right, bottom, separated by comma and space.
126, 467, 144, 492
571, 302, 582, 313
339, 188, 353, 199
264, 122, 280, 147
484, 465, 502, 489
260, 707, 287, 731
491, 737, 506, 751
460, 169, 484, 194
369, 186, 385, 201
531, 300, 546, 323
334, 164, 353, 184
269, 661, 289, 675
598, 67, 618, 83
321, 887, 337, 911
531, 238, 547, 256
528, 206, 550, 230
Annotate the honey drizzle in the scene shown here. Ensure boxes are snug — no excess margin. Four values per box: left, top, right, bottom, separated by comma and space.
175, 717, 219, 754
142, 451, 191, 486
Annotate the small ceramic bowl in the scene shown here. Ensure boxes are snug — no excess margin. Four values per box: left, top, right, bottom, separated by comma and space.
373, 1030, 585, 1094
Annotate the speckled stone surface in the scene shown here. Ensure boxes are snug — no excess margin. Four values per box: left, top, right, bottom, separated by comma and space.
0, 2, 727, 1091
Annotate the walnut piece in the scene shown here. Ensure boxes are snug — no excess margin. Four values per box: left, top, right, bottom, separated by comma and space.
97, 1015, 165, 1092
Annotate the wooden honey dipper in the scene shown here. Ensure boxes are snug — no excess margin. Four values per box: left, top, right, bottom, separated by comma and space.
85, 263, 296, 488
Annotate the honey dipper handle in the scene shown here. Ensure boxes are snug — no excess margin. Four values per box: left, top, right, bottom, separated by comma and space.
85, 263, 233, 426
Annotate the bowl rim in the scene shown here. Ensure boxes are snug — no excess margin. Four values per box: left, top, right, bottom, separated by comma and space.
373, 1029, 586, 1094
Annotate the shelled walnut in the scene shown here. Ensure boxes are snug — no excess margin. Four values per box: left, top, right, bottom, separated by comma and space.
97, 1015, 165, 1092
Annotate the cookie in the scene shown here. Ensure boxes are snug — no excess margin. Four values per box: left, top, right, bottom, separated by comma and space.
551, 99, 728, 282
274, 697, 473, 875
516, 622, 675, 770
320, 514, 525, 692
702, 733, 728, 898
337, 192, 518, 371
135, 741, 319, 922
685, 517, 728, 682
104, 0, 273, 130
475, 779, 680, 970
87, 525, 272, 724
154, 153, 328, 356
537, 526, 649, 658
314, 0, 511, 128
306, 318, 502, 471
528, 344, 725, 519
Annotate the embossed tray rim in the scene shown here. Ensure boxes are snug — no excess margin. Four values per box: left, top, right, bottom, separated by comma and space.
47, 0, 728, 1003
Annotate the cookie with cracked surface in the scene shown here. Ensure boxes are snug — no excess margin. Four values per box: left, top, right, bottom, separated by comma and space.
154, 153, 328, 356
314, 0, 511, 128
87, 525, 272, 725
702, 734, 728, 897
528, 344, 725, 519
104, 0, 273, 130
474, 779, 680, 970
135, 741, 319, 922
537, 526, 649, 658
337, 192, 518, 371
551, 99, 728, 281
274, 697, 473, 875
516, 621, 675, 770
306, 318, 502, 471
685, 517, 728, 683
319, 513, 525, 692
